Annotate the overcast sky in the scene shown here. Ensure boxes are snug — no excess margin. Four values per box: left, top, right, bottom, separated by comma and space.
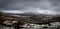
0, 0, 60, 14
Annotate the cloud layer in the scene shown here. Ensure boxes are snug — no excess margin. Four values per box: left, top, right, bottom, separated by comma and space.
0, 0, 60, 14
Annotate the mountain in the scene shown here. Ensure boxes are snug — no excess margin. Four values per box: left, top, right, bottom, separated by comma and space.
15, 12, 39, 16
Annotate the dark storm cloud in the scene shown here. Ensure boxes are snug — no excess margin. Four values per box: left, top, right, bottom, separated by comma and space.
0, 0, 49, 10
0, 0, 60, 14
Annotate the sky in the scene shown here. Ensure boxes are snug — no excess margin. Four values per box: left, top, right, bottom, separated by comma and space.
0, 0, 60, 14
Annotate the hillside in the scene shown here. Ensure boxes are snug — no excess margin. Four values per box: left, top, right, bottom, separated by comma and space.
0, 12, 60, 27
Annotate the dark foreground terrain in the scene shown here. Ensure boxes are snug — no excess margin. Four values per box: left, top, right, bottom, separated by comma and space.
0, 12, 60, 29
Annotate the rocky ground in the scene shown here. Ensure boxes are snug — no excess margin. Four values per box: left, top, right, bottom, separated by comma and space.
0, 12, 60, 29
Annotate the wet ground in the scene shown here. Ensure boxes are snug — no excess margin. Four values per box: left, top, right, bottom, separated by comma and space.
0, 22, 60, 29
0, 26, 60, 29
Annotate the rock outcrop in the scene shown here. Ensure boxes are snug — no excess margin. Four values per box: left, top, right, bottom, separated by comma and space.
0, 12, 25, 27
